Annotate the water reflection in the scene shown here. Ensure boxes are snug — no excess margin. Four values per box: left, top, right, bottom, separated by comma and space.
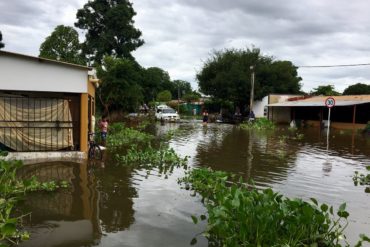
14, 123, 370, 246
18, 161, 136, 247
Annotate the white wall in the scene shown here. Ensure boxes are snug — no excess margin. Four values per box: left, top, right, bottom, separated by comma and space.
0, 54, 88, 93
253, 96, 268, 118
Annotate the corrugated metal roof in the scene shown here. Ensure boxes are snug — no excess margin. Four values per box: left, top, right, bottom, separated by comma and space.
268, 95, 370, 107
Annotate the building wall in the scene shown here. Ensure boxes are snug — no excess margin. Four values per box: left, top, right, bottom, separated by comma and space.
0, 54, 88, 93
253, 96, 268, 118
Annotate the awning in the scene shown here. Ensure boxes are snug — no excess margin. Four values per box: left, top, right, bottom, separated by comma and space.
268, 100, 370, 107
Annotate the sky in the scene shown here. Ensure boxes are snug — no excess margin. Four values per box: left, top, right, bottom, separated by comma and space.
1, 0, 370, 93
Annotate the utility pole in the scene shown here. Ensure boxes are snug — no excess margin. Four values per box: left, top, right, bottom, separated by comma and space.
249, 65, 255, 115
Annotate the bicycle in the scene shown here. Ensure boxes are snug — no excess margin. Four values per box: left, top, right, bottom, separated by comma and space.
88, 132, 102, 160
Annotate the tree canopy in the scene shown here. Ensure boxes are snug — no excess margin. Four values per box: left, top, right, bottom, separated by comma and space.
97, 56, 143, 114
0, 31, 4, 49
310, 85, 341, 96
75, 0, 144, 64
342, 83, 370, 95
156, 90, 172, 102
39, 25, 86, 65
140, 67, 173, 102
197, 47, 302, 111
172, 80, 192, 99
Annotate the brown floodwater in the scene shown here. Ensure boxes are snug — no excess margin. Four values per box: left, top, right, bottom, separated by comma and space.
18, 122, 370, 247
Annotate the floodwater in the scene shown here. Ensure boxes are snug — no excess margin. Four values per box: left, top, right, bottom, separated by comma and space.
18, 122, 370, 247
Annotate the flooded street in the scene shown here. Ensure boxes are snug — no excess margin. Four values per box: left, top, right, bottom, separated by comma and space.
18, 123, 370, 247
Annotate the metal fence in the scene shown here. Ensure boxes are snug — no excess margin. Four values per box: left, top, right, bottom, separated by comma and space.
0, 94, 80, 152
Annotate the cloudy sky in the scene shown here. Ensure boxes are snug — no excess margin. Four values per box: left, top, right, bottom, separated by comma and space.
1, 0, 370, 92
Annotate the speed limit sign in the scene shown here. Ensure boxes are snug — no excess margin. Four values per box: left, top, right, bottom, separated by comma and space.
325, 97, 336, 108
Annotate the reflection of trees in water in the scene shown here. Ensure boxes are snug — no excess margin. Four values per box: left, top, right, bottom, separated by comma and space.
194, 127, 301, 185
92, 165, 136, 233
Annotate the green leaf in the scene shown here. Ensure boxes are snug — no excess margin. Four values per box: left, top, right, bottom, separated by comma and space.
366, 166, 370, 171
320, 204, 328, 212
330, 206, 334, 215
2, 222, 16, 236
191, 215, 198, 224
339, 203, 346, 212
200, 215, 207, 221
310, 198, 318, 206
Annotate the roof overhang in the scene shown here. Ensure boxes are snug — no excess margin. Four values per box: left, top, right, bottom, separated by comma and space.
268, 100, 370, 107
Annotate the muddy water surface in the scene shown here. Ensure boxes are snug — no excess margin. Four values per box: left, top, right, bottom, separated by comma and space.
18, 123, 370, 246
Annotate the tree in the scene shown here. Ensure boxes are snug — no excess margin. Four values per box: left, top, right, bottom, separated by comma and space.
171, 80, 192, 99
156, 90, 172, 102
343, 83, 370, 95
97, 56, 143, 114
197, 47, 301, 111
182, 91, 201, 102
0, 31, 4, 49
310, 85, 341, 96
140, 67, 172, 102
75, 0, 144, 64
39, 25, 86, 65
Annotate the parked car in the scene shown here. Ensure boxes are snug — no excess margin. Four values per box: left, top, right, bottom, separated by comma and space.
155, 107, 180, 121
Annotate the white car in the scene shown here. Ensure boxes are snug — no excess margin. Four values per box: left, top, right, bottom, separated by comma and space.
155, 107, 180, 121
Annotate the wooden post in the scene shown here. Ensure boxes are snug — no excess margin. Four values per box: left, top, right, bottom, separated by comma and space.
352, 105, 357, 129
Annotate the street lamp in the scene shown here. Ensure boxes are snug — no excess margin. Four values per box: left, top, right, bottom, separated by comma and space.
249, 65, 255, 115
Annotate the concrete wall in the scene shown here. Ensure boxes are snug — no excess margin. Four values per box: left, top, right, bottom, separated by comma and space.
270, 107, 291, 124
0, 54, 88, 93
253, 96, 268, 118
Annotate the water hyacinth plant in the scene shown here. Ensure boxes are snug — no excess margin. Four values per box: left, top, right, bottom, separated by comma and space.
353, 166, 370, 193
240, 118, 275, 131
106, 123, 154, 150
180, 168, 363, 247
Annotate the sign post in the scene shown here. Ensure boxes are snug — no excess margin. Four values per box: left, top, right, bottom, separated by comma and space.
325, 97, 336, 150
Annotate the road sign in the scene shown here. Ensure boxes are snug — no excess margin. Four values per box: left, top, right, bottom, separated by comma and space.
325, 97, 336, 108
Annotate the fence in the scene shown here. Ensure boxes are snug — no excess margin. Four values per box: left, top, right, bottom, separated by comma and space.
0, 94, 80, 151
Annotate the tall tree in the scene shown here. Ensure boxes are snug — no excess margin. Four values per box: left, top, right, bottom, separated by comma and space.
75, 0, 144, 64
140, 67, 173, 102
342, 83, 370, 95
197, 47, 301, 111
0, 31, 4, 49
310, 85, 340, 96
39, 25, 86, 65
172, 80, 192, 99
97, 56, 143, 114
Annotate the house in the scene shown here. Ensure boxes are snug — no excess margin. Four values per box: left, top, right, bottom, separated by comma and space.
252, 94, 303, 119
268, 95, 370, 130
0, 50, 99, 158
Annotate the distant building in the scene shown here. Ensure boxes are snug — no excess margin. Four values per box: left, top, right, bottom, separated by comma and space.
268, 95, 370, 130
0, 50, 99, 155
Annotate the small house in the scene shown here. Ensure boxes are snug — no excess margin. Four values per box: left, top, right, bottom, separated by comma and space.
0, 50, 99, 157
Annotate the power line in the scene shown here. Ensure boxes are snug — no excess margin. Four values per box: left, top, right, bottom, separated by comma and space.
296, 63, 370, 68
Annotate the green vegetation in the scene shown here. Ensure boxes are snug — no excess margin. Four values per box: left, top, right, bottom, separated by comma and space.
343, 83, 370, 95
197, 47, 302, 111
310, 85, 341, 96
107, 123, 154, 150
75, 0, 144, 63
353, 166, 370, 193
107, 123, 187, 176
180, 168, 363, 247
156, 90, 172, 102
115, 145, 187, 176
0, 160, 68, 246
39, 25, 86, 65
240, 118, 275, 131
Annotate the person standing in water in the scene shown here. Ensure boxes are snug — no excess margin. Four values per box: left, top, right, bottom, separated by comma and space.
99, 117, 108, 146
202, 110, 209, 125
